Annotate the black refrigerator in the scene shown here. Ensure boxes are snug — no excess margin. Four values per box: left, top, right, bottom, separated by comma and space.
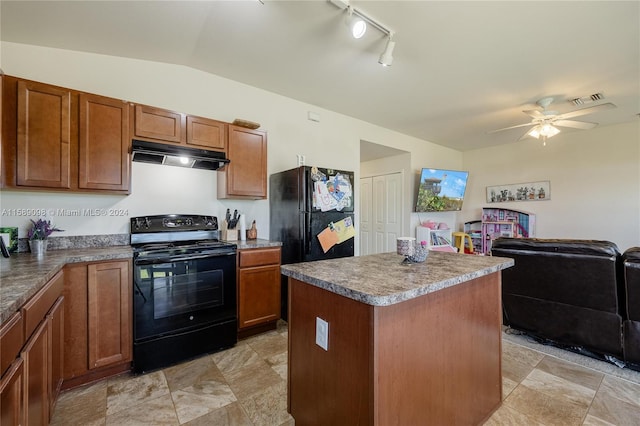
270, 166, 355, 319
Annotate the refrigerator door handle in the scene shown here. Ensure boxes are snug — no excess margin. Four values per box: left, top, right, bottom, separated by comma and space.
305, 213, 312, 255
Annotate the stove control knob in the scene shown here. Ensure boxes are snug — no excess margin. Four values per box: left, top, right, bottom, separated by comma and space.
134, 218, 141, 230
144, 218, 151, 229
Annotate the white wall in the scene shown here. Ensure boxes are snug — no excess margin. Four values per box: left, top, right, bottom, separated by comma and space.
0, 42, 462, 253
461, 121, 640, 251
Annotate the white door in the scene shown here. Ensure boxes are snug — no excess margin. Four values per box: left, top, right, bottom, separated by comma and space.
359, 177, 373, 256
360, 172, 403, 254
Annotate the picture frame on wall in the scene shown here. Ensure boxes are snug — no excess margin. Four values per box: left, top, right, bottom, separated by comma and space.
0, 227, 19, 253
486, 181, 550, 203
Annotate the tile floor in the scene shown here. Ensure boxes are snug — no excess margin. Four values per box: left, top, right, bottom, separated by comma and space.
51, 322, 640, 426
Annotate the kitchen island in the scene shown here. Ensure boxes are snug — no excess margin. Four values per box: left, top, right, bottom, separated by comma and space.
280, 251, 514, 426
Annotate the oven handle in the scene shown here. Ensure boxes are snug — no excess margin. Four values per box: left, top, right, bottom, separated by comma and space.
135, 251, 236, 265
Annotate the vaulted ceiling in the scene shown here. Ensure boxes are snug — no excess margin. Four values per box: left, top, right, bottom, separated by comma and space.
1, 1, 638, 152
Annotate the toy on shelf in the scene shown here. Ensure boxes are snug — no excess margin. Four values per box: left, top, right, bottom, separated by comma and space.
480, 207, 536, 255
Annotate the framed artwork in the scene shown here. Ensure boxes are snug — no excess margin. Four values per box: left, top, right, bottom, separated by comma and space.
486, 181, 550, 203
0, 227, 19, 253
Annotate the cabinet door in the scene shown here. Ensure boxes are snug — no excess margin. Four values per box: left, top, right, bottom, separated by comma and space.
238, 265, 281, 329
79, 93, 130, 192
133, 104, 185, 144
186, 115, 227, 151
22, 319, 49, 426
17, 80, 71, 188
62, 263, 88, 380
0, 359, 25, 426
87, 261, 132, 369
218, 126, 267, 199
47, 297, 64, 418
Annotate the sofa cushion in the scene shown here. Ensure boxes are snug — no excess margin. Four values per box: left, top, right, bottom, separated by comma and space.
624, 247, 640, 320
493, 238, 621, 313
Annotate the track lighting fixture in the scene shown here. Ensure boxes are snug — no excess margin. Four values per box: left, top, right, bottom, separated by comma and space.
329, 0, 396, 66
347, 6, 366, 39
378, 35, 395, 66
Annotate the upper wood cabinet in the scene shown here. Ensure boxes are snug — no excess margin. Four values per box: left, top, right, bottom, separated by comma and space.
133, 104, 185, 144
218, 125, 267, 199
79, 93, 130, 191
133, 104, 228, 152
1, 76, 131, 194
186, 115, 227, 151
17, 80, 72, 189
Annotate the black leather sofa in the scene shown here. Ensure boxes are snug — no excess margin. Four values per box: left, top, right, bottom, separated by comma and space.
492, 238, 626, 362
623, 247, 640, 367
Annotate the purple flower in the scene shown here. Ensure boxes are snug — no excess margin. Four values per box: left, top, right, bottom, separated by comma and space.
27, 219, 64, 240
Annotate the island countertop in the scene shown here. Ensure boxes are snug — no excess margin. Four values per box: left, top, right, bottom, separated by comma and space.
280, 251, 514, 306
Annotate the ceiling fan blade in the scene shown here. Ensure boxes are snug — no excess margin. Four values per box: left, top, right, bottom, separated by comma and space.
487, 122, 535, 134
523, 109, 545, 119
553, 119, 598, 130
556, 102, 616, 120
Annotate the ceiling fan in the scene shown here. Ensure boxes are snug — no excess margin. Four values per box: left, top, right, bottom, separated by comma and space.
488, 97, 616, 143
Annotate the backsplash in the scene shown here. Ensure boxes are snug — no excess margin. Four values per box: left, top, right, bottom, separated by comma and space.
17, 234, 130, 253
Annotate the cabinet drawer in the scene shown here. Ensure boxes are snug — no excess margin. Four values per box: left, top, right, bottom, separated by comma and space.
239, 248, 281, 268
21, 270, 64, 339
0, 312, 24, 376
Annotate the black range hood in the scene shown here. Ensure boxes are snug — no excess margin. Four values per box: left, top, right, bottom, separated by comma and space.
131, 140, 230, 170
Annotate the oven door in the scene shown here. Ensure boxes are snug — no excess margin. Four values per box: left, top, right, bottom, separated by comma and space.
133, 249, 236, 342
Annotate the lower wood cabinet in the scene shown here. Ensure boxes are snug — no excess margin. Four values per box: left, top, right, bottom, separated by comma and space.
0, 358, 24, 426
0, 270, 64, 426
238, 247, 281, 337
63, 259, 132, 389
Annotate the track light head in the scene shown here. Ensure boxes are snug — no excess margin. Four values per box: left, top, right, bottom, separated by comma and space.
379, 36, 395, 66
347, 6, 366, 38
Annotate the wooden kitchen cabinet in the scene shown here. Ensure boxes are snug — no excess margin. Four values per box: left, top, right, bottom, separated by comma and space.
63, 259, 132, 389
186, 115, 227, 151
1, 75, 131, 194
1, 312, 25, 426
218, 125, 267, 199
237, 247, 281, 337
78, 93, 130, 191
0, 270, 64, 426
22, 319, 49, 426
133, 104, 186, 144
17, 79, 72, 189
0, 358, 24, 426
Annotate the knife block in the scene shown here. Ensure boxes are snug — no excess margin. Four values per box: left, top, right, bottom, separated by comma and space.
221, 220, 238, 241
221, 228, 238, 241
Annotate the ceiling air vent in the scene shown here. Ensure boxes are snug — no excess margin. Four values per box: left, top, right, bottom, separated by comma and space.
570, 92, 605, 106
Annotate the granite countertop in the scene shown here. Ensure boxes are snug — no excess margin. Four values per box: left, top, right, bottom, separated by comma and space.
0, 246, 133, 323
280, 251, 514, 306
226, 239, 282, 250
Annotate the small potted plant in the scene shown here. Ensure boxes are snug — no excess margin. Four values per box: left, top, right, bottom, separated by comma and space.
27, 219, 63, 255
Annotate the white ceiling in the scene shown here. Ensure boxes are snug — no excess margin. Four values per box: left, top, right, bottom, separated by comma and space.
1, 1, 638, 153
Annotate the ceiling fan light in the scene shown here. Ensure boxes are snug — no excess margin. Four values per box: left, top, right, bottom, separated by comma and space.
541, 124, 560, 137
528, 124, 560, 139
528, 126, 542, 139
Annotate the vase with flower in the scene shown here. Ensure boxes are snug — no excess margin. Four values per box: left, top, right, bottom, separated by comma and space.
27, 219, 63, 255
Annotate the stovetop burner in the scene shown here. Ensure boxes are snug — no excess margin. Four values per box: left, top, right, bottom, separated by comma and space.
130, 214, 231, 249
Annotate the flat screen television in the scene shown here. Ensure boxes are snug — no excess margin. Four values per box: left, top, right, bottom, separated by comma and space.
415, 168, 469, 212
